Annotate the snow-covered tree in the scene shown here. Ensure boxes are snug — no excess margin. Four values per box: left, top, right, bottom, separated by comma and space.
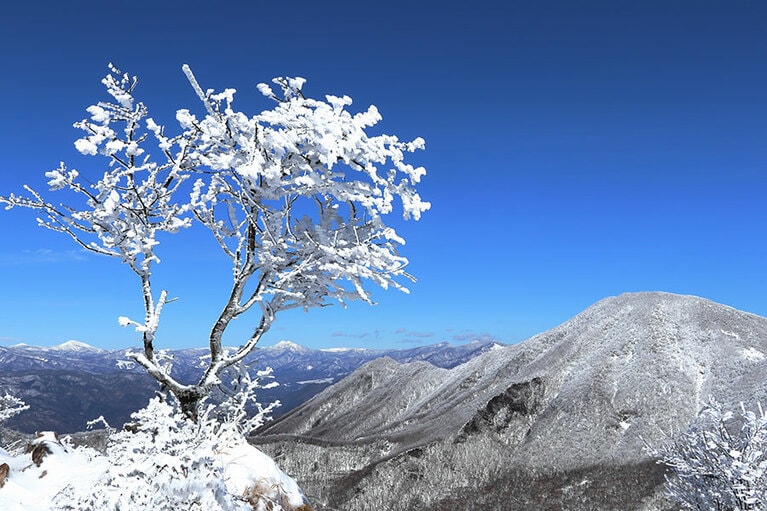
0, 394, 29, 426
53, 369, 301, 511
0, 64, 429, 416
648, 401, 767, 510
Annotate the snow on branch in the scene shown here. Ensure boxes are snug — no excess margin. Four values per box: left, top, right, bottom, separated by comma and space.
647, 401, 767, 510
0, 63, 429, 415
0, 393, 29, 425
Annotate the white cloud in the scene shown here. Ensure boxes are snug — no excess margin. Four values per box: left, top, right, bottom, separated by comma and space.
0, 249, 88, 265
331, 331, 371, 339
451, 332, 498, 343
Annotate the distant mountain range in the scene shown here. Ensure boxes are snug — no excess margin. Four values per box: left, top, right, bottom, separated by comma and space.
0, 339, 499, 434
254, 292, 767, 511
8, 291, 763, 510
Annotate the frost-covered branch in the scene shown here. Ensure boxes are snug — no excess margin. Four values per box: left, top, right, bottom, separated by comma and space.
0, 64, 192, 374
54, 371, 302, 510
0, 393, 29, 425
647, 401, 767, 510
1, 63, 429, 417
176, 65, 429, 411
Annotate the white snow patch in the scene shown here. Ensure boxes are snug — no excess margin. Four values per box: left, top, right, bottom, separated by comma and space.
116, 359, 135, 370
319, 347, 373, 353
742, 347, 765, 362
0, 433, 108, 511
0, 435, 304, 511
270, 340, 309, 352
220, 442, 304, 507
561, 478, 591, 492
297, 377, 335, 385
48, 340, 104, 352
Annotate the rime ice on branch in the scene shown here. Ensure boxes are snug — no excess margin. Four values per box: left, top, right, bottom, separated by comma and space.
648, 402, 767, 510
0, 64, 429, 415
0, 394, 29, 425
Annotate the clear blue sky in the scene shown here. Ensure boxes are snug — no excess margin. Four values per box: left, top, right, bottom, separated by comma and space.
1, 1, 766, 350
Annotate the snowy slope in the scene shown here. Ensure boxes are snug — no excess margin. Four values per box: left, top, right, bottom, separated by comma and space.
0, 430, 305, 511
256, 292, 767, 510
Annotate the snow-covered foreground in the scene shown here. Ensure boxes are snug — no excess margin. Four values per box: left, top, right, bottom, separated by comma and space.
0, 390, 309, 511
0, 433, 108, 511
0, 431, 305, 511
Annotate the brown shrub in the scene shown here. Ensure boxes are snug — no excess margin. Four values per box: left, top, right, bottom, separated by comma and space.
29, 442, 52, 467
0, 462, 9, 488
241, 482, 314, 511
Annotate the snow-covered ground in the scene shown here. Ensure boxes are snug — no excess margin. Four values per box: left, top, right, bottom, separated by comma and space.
0, 433, 108, 511
0, 428, 306, 510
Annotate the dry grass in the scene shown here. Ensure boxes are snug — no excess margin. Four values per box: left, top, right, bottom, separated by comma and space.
242, 481, 315, 511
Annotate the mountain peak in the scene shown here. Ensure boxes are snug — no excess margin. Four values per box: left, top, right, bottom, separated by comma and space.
593, 290, 735, 312
319, 347, 375, 353
49, 340, 104, 352
269, 340, 310, 352
256, 291, 767, 511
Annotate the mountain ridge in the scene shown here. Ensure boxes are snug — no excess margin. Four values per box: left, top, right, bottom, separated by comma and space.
254, 292, 767, 510
0, 339, 498, 433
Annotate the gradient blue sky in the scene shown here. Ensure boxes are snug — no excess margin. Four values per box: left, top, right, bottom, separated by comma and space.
1, 1, 766, 350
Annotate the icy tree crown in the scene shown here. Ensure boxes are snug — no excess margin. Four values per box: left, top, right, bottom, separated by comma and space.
178, 65, 429, 308
648, 401, 767, 510
0, 64, 429, 414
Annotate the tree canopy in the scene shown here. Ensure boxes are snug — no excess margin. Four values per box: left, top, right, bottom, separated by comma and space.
1, 64, 429, 414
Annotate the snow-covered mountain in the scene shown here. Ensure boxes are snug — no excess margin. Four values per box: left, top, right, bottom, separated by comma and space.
48, 340, 106, 353
0, 339, 497, 434
255, 292, 767, 511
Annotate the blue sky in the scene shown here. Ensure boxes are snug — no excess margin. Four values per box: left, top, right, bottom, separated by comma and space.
1, 1, 766, 350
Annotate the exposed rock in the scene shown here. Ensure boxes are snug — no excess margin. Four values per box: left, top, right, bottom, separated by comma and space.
458, 377, 545, 440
